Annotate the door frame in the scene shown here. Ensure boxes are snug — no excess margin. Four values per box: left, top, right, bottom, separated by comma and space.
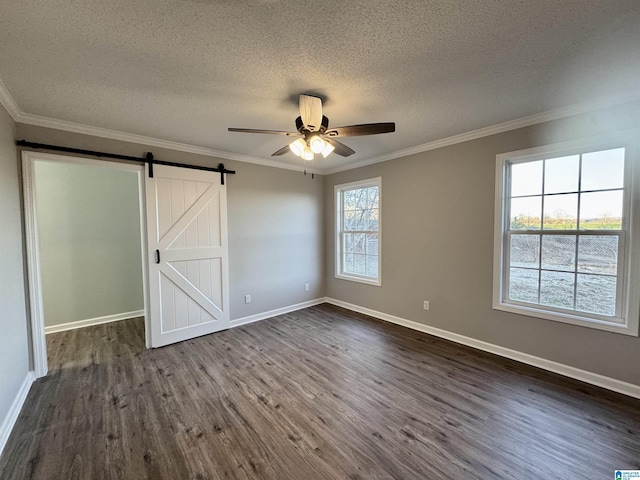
22, 151, 151, 378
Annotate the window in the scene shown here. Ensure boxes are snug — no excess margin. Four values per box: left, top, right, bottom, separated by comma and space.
335, 177, 381, 286
493, 140, 640, 335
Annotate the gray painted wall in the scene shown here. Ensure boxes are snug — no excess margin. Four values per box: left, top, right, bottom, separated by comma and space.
227, 162, 324, 318
325, 100, 640, 386
0, 105, 31, 435
15, 123, 325, 322
13, 98, 640, 396
34, 161, 143, 327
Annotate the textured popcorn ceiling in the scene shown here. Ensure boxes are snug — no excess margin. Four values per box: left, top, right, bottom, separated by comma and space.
1, 1, 639, 170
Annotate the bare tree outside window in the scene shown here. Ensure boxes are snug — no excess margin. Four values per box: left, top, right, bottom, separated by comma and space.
336, 178, 381, 285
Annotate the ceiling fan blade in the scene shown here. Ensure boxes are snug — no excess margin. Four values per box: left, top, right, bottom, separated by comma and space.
271, 145, 291, 156
324, 138, 355, 157
325, 122, 395, 137
299, 95, 323, 132
228, 127, 301, 136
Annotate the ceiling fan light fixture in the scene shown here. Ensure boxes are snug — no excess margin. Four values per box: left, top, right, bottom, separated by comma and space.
301, 146, 314, 161
309, 136, 326, 154
321, 142, 335, 158
289, 138, 306, 157
229, 94, 394, 160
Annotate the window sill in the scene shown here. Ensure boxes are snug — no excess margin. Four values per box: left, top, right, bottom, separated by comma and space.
493, 301, 638, 336
335, 273, 381, 287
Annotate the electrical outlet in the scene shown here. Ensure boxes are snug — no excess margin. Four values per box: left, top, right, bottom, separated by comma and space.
244, 294, 251, 304
423, 300, 430, 310
304, 283, 310, 291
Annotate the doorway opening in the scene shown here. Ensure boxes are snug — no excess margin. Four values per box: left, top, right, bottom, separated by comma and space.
22, 151, 150, 377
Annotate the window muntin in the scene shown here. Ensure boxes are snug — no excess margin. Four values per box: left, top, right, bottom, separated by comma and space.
494, 141, 640, 335
335, 178, 381, 285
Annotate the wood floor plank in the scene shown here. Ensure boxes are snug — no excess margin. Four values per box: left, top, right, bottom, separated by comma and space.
1, 304, 640, 479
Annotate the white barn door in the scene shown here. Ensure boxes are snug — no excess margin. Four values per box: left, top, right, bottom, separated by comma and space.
146, 164, 230, 347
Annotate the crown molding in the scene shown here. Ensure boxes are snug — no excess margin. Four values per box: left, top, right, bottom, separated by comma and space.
323, 92, 640, 175
16, 112, 322, 174
8, 83, 640, 176
0, 76, 21, 121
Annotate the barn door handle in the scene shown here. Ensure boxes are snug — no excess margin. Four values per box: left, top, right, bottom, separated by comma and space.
155, 250, 160, 264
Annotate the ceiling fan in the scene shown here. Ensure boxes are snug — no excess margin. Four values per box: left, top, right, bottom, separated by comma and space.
228, 95, 395, 161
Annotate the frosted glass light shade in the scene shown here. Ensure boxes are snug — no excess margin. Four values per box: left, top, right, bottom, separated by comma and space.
289, 138, 306, 157
321, 142, 335, 158
309, 136, 325, 154
301, 147, 314, 161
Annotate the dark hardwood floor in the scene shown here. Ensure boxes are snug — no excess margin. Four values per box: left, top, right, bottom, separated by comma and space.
1, 304, 639, 479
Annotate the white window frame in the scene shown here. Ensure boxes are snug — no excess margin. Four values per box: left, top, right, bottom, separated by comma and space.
493, 137, 640, 336
335, 177, 382, 286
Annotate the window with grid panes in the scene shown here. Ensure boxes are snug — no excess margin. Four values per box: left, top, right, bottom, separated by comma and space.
494, 141, 640, 335
335, 177, 381, 286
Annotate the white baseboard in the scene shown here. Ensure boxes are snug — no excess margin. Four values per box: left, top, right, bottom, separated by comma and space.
230, 298, 327, 328
0, 371, 35, 457
325, 298, 640, 400
45, 310, 145, 334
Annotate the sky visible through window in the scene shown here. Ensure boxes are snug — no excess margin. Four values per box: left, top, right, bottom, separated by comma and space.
506, 147, 625, 318
510, 148, 624, 230
340, 184, 380, 280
